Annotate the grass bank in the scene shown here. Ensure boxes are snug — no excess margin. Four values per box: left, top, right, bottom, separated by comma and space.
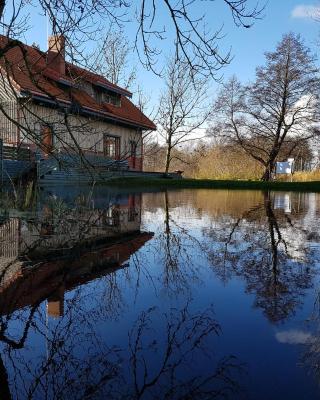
108, 177, 320, 192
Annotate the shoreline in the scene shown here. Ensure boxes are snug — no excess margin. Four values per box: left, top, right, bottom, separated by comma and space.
106, 177, 320, 192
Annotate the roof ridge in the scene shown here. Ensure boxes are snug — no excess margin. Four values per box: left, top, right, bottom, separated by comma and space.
0, 34, 132, 96
66, 62, 132, 97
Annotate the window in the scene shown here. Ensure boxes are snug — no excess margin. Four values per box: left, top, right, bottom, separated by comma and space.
105, 206, 120, 227
104, 135, 120, 159
41, 124, 54, 154
128, 208, 136, 222
129, 140, 137, 169
103, 92, 121, 106
94, 88, 121, 107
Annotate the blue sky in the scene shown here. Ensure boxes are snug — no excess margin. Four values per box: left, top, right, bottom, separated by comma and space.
220, 1, 319, 82
6, 1, 320, 103
138, 0, 320, 105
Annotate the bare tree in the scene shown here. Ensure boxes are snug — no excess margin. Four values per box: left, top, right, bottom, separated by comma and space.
97, 31, 136, 89
0, 1, 263, 77
135, 0, 264, 77
211, 33, 320, 181
157, 57, 211, 173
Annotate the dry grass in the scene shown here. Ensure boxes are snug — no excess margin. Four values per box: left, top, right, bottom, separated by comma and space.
276, 170, 320, 182
195, 146, 263, 180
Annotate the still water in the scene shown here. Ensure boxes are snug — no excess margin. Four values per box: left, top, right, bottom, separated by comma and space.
1, 187, 320, 399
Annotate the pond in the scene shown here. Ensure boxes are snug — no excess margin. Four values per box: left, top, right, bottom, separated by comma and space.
0, 186, 320, 399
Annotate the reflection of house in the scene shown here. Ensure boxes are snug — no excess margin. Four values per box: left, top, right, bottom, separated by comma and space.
0, 230, 153, 317
1, 193, 142, 258
0, 193, 153, 316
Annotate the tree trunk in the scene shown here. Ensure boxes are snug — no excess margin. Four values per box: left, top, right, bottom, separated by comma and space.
261, 167, 272, 181
261, 160, 276, 181
165, 146, 171, 174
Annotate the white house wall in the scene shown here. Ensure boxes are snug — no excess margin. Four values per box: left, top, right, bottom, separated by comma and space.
19, 103, 143, 158
0, 95, 143, 159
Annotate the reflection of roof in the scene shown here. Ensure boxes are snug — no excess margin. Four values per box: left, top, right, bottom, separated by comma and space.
0, 35, 156, 130
0, 231, 153, 315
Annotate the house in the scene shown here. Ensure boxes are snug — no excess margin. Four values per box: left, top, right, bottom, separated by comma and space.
0, 34, 156, 180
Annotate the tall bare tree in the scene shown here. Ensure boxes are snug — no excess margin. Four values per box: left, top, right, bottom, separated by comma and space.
157, 58, 211, 173
211, 33, 320, 180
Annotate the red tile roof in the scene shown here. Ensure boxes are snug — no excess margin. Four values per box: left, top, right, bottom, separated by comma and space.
0, 35, 156, 130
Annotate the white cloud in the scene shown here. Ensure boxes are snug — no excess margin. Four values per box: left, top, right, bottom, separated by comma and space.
291, 4, 320, 19
275, 329, 312, 345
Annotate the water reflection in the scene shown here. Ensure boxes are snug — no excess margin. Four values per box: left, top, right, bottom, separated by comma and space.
0, 191, 150, 399
0, 188, 320, 398
0, 188, 247, 400
201, 191, 319, 323
0, 192, 150, 316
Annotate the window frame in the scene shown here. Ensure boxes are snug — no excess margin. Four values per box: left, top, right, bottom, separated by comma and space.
104, 134, 120, 160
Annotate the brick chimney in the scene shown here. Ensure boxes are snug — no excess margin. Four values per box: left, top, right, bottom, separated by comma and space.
47, 35, 65, 75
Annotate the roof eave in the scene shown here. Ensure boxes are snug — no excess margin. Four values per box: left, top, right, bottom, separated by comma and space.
93, 81, 132, 98
24, 91, 156, 130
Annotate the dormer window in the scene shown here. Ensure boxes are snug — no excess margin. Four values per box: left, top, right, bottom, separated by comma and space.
103, 92, 121, 106
94, 88, 121, 107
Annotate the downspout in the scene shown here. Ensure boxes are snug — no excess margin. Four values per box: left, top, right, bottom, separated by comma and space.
16, 100, 20, 145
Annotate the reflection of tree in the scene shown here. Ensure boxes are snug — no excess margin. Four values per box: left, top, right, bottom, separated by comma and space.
205, 192, 316, 323
153, 190, 206, 295
0, 298, 245, 399
0, 354, 11, 400
299, 296, 320, 384
0, 290, 122, 400
127, 305, 244, 399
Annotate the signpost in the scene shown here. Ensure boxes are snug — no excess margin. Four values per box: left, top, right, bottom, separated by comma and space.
275, 158, 294, 181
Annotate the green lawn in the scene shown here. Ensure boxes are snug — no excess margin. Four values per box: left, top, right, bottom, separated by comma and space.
107, 177, 320, 192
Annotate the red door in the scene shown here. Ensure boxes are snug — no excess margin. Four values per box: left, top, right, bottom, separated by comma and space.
130, 141, 136, 169
41, 125, 53, 156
